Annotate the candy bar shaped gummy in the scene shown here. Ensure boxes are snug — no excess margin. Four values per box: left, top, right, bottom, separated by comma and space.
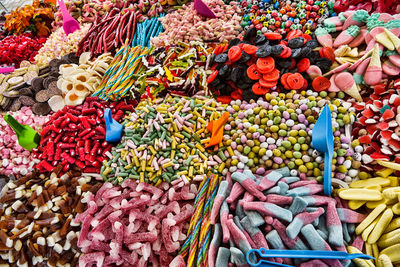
243, 201, 293, 222
286, 184, 325, 197
220, 200, 231, 243
216, 247, 230, 267
232, 172, 266, 201
272, 218, 309, 250
226, 218, 253, 262
286, 207, 325, 239
236, 200, 246, 219
241, 216, 269, 250
326, 202, 344, 247
265, 194, 293, 206
226, 182, 245, 204
265, 230, 291, 265
258, 170, 283, 191
211, 181, 229, 225
280, 176, 300, 184
209, 224, 222, 267
234, 216, 257, 249
289, 197, 308, 216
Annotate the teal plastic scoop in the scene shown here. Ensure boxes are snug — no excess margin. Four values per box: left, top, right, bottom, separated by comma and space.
58, 0, 80, 35
246, 249, 374, 267
104, 108, 123, 143
3, 114, 41, 151
312, 104, 334, 195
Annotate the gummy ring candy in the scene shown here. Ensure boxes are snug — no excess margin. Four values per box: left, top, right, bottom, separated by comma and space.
256, 57, 275, 73
231, 89, 243, 100
279, 46, 292, 58
297, 58, 310, 73
259, 79, 278, 88
312, 76, 331, 91
287, 73, 304, 90
264, 32, 282, 40
280, 73, 292, 89
228, 46, 242, 62
247, 64, 262, 80
242, 44, 258, 55
262, 68, 280, 82
252, 82, 270, 95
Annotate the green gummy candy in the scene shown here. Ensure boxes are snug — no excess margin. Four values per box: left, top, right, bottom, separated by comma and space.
347, 25, 361, 37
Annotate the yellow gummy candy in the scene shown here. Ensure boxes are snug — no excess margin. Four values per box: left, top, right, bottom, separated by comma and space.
368, 209, 394, 244
376, 168, 394, 178
350, 178, 391, 188
380, 244, 400, 262
386, 176, 399, 187
382, 187, 400, 200
349, 200, 367, 210
376, 254, 393, 267
391, 203, 400, 215
356, 204, 387, 235
377, 160, 400, 172
365, 243, 373, 258
377, 228, 400, 248
339, 189, 383, 201
385, 217, 400, 233
372, 243, 380, 262
347, 246, 376, 267
362, 218, 378, 242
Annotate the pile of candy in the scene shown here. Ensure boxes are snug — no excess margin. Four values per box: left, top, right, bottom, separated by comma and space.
75, 180, 195, 266
102, 96, 226, 184
0, 167, 102, 266
208, 28, 333, 102
206, 168, 366, 266
0, 107, 48, 176
0, 33, 46, 67
240, 0, 336, 37
0, 61, 58, 114
222, 91, 361, 184
151, 0, 243, 46
34, 24, 91, 66
33, 97, 135, 174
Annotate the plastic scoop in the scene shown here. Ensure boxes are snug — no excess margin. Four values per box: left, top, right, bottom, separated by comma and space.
58, 0, 80, 35
312, 104, 333, 195
0, 66, 15, 74
3, 114, 41, 151
246, 248, 374, 267
193, 0, 217, 18
104, 108, 123, 143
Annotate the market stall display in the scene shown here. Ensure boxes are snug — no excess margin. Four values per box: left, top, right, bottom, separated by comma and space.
0, 0, 400, 266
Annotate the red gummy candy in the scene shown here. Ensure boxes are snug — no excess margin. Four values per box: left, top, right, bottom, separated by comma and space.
359, 135, 372, 144
382, 109, 395, 120
362, 109, 374, 118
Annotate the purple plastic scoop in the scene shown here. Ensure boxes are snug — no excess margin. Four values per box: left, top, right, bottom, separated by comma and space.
58, 0, 80, 35
194, 0, 217, 18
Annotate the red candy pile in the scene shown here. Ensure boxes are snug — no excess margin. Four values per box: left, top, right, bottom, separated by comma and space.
33, 97, 135, 174
353, 79, 400, 166
75, 179, 195, 266
0, 33, 46, 67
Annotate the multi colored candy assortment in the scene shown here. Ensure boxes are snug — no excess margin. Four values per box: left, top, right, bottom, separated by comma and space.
240, 0, 336, 37
151, 0, 243, 46
0, 107, 49, 176
208, 27, 333, 102
2, 0, 400, 266
102, 96, 226, 184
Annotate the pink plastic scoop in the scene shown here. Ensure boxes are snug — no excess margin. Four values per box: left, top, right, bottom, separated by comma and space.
194, 0, 217, 18
58, 0, 80, 35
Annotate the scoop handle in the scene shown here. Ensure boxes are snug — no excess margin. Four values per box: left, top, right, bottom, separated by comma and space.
324, 152, 332, 195
58, 0, 70, 18
104, 108, 113, 131
3, 114, 24, 136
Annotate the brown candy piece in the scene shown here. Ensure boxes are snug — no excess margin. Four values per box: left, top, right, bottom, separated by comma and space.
43, 77, 58, 90
35, 90, 51, 102
31, 77, 44, 92
19, 96, 35, 106
38, 66, 50, 76
47, 81, 61, 96
32, 102, 51, 115
9, 99, 21, 112
20, 87, 33, 96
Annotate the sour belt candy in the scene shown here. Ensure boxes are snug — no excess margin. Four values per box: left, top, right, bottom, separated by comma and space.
205, 168, 366, 267
102, 95, 227, 185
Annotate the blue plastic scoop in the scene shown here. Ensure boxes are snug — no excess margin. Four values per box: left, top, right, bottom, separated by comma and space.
104, 108, 123, 143
312, 104, 334, 196
246, 249, 374, 267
